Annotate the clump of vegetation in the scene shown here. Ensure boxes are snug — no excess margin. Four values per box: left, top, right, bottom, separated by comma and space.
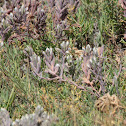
0, 105, 58, 126
24, 41, 107, 97
94, 93, 126, 126
0, 0, 126, 126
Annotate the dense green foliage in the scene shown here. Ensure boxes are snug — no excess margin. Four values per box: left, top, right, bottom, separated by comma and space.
0, 0, 126, 125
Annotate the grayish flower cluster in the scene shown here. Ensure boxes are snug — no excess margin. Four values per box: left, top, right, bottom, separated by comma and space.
23, 46, 42, 77
0, 108, 12, 126
0, 106, 58, 126
0, 0, 47, 41
24, 41, 106, 96
47, 0, 79, 41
